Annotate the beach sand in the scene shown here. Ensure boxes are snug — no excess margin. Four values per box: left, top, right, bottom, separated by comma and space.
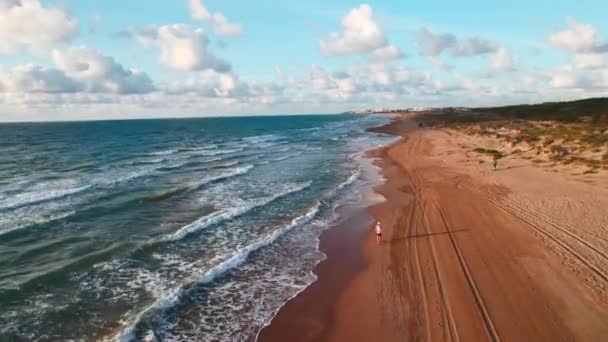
259, 115, 608, 341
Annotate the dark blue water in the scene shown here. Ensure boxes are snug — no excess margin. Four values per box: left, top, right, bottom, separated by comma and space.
0, 114, 394, 341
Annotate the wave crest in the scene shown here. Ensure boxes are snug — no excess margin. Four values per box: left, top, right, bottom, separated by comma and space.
161, 181, 310, 242
117, 202, 320, 342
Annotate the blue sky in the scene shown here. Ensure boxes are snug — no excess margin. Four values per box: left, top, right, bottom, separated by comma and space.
0, 0, 607, 121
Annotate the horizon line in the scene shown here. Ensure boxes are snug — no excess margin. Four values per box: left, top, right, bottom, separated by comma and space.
0, 111, 350, 124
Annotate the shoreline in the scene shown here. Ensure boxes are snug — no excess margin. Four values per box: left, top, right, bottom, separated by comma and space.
258, 116, 409, 341
256, 207, 375, 341
256, 137, 393, 341
260, 114, 608, 341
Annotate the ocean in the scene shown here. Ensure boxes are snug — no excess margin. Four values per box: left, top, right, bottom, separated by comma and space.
0, 114, 395, 341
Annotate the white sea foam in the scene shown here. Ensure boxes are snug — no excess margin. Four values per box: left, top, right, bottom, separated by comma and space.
0, 210, 77, 236
99, 168, 156, 187
158, 155, 225, 171
338, 168, 361, 191
104, 158, 242, 188
242, 134, 283, 144
214, 160, 239, 168
110, 148, 250, 186
188, 148, 243, 157
188, 164, 253, 190
148, 149, 178, 156
202, 157, 223, 163
317, 167, 362, 206
156, 161, 189, 171
196, 203, 320, 286
147, 164, 253, 200
0, 182, 91, 211
162, 181, 310, 242
0, 164, 252, 237
258, 141, 284, 148
116, 202, 320, 342
124, 158, 166, 166
179, 144, 218, 152
269, 153, 302, 162
180, 157, 223, 167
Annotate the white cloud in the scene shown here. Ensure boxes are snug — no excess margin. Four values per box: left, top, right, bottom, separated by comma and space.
427, 56, 453, 71
416, 28, 456, 56
548, 68, 608, 90
490, 48, 517, 71
307, 63, 451, 101
549, 70, 593, 89
360, 64, 466, 96
573, 53, 608, 69
310, 65, 337, 90
0, 64, 80, 93
416, 28, 497, 66
370, 45, 405, 61
51, 47, 155, 94
0, 0, 79, 54
188, 0, 243, 37
132, 24, 231, 72
165, 69, 284, 103
320, 5, 385, 55
450, 37, 497, 57
0, 47, 154, 95
166, 70, 241, 96
548, 18, 608, 53
308, 65, 372, 100
320, 4, 403, 61
541, 19, 608, 93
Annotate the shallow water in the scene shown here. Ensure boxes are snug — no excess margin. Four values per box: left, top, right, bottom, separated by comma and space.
0, 114, 395, 341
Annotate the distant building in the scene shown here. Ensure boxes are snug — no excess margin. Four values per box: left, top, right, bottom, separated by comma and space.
407, 107, 434, 112
346, 106, 472, 114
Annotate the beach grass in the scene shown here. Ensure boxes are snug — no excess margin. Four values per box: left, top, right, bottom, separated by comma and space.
415, 97, 608, 170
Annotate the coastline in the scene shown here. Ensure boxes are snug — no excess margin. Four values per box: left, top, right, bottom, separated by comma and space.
256, 206, 375, 341
260, 114, 608, 341
258, 116, 412, 341
256, 137, 394, 341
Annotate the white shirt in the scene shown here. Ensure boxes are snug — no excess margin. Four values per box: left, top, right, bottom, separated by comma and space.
375, 223, 382, 234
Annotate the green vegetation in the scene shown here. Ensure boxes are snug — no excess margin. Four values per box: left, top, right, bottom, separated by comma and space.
549, 145, 567, 161
415, 97, 608, 172
477, 97, 608, 123
473, 147, 504, 159
418, 97, 608, 127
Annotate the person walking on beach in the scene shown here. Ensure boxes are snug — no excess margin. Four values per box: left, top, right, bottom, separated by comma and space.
375, 221, 383, 246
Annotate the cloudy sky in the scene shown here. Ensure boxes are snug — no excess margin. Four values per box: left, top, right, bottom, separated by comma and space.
0, 0, 607, 121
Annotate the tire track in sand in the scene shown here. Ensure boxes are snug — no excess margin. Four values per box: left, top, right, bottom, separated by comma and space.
461, 182, 608, 284
436, 202, 501, 342
460, 180, 608, 251
408, 198, 432, 341
411, 176, 460, 342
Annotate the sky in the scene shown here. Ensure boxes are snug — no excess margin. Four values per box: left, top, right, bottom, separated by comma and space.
0, 0, 607, 121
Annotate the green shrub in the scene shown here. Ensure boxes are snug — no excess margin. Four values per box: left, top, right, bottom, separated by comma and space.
473, 147, 504, 159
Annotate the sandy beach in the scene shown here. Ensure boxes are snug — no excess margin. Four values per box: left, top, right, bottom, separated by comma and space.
260, 114, 608, 341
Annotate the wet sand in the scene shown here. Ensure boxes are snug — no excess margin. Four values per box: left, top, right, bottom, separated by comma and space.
259, 115, 608, 341
256, 208, 374, 341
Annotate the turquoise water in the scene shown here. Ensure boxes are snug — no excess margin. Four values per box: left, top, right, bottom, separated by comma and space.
0, 114, 394, 341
